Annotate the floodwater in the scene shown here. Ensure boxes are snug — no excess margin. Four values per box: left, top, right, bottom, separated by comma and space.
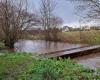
74, 53, 100, 70
14, 40, 84, 54
14, 40, 100, 69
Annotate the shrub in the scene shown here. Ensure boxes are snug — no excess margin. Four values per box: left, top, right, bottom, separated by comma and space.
20, 58, 100, 80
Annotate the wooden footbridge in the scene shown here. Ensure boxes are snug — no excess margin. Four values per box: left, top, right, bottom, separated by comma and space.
41, 45, 100, 58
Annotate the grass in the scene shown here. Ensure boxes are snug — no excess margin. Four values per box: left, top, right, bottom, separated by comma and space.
59, 30, 100, 44
0, 53, 33, 79
0, 53, 99, 80
22, 33, 45, 40
27, 30, 100, 45
59, 31, 81, 43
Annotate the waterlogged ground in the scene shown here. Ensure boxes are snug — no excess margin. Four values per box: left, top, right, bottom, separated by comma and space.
74, 52, 100, 70
14, 40, 100, 69
14, 40, 86, 53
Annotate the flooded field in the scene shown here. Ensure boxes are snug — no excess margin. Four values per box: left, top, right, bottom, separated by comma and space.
14, 40, 100, 69
14, 40, 86, 53
74, 53, 100, 70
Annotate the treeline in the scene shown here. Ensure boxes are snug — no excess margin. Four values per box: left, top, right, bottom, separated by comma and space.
0, 0, 63, 49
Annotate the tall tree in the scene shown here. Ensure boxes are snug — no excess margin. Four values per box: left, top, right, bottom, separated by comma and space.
49, 16, 63, 41
40, 0, 63, 41
70, 0, 100, 23
0, 0, 37, 48
69, 0, 100, 44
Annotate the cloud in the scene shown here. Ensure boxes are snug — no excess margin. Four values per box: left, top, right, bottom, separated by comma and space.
29, 0, 81, 27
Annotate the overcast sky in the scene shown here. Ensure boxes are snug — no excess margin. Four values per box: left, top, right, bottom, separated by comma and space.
28, 0, 81, 27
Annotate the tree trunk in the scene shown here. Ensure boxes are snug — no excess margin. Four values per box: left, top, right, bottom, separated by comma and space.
4, 39, 15, 49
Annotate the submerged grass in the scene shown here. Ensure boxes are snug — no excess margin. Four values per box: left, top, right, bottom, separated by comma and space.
0, 53, 99, 80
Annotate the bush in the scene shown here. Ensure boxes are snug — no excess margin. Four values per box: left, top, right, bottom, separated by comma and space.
20, 58, 100, 80
0, 42, 5, 48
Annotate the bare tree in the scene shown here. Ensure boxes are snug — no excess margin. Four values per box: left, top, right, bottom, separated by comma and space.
67, 0, 100, 44
70, 0, 100, 23
40, 0, 55, 40
40, 0, 63, 41
49, 16, 63, 41
0, 0, 37, 49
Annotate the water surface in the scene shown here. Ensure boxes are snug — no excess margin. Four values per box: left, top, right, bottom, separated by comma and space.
14, 40, 85, 54
74, 53, 100, 70
14, 40, 100, 69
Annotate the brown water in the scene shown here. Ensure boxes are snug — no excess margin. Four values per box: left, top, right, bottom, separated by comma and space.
14, 40, 100, 69
74, 53, 100, 70
14, 40, 84, 54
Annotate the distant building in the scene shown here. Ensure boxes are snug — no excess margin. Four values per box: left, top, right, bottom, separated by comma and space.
84, 26, 91, 31
62, 26, 70, 32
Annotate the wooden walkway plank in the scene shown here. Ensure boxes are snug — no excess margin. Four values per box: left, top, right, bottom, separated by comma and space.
43, 45, 100, 58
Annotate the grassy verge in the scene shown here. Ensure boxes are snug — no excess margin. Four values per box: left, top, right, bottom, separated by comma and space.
59, 30, 100, 44
28, 30, 100, 45
0, 53, 99, 80
0, 53, 33, 79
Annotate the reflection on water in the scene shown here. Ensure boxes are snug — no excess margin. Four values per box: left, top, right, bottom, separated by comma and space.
14, 40, 100, 69
74, 53, 100, 70
14, 40, 84, 53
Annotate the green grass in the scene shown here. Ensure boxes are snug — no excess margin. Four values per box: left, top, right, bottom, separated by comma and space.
24, 58, 100, 80
0, 53, 33, 79
0, 53, 99, 80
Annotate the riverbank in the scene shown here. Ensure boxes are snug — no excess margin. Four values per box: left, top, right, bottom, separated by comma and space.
0, 53, 100, 80
60, 30, 100, 44
26, 30, 100, 44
